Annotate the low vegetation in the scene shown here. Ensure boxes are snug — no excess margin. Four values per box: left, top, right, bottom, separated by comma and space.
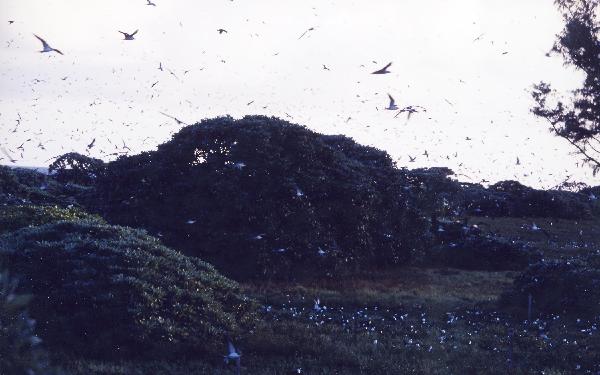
0, 220, 258, 359
0, 269, 52, 375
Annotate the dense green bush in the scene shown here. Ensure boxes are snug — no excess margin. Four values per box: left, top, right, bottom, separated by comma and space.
49, 152, 105, 185
0, 270, 51, 375
0, 221, 257, 358
0, 205, 104, 234
0, 166, 88, 207
92, 115, 430, 279
503, 259, 600, 318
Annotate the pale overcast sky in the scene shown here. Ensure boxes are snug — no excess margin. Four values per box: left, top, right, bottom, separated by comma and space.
0, 0, 597, 188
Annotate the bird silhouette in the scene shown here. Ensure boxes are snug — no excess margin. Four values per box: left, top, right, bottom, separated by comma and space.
119, 30, 138, 40
1, 148, 17, 163
395, 105, 426, 120
217, 28, 228, 34
159, 111, 189, 125
146, 0, 156, 5
298, 27, 314, 40
371, 62, 391, 74
33, 34, 63, 55
386, 94, 398, 110
87, 138, 96, 150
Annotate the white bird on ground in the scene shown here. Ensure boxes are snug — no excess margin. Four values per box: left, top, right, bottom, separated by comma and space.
33, 34, 63, 55
314, 298, 322, 312
224, 340, 241, 374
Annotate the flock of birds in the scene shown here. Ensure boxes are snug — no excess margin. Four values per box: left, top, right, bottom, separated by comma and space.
252, 293, 598, 374
2, 0, 452, 178
2, 0, 592, 189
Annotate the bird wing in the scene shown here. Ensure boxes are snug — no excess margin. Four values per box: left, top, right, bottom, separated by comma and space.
159, 111, 175, 120
227, 341, 236, 355
33, 34, 50, 49
388, 94, 395, 106
131, 29, 139, 36
383, 62, 392, 70
1, 147, 11, 159
53, 48, 64, 55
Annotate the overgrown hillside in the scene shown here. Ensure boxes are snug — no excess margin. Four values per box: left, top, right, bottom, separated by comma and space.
1, 116, 599, 374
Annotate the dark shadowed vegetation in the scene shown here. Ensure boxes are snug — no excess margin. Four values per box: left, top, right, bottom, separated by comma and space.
90, 116, 430, 279
0, 221, 258, 359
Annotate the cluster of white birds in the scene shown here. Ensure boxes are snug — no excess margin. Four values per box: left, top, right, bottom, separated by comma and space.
255, 296, 598, 373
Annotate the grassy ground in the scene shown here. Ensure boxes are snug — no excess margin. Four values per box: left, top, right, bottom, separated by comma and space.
53, 216, 600, 374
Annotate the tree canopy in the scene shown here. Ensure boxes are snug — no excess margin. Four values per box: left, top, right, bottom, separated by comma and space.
532, 0, 600, 175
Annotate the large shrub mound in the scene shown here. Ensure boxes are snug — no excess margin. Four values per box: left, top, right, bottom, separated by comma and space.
92, 115, 429, 279
0, 221, 257, 358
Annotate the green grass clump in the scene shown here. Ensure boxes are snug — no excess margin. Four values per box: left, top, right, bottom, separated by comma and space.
0, 221, 258, 359
0, 204, 105, 234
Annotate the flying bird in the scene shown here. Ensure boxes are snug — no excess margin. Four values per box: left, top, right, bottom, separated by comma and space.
394, 105, 426, 120
159, 111, 190, 125
8, 20, 14, 24
33, 34, 63, 55
118, 30, 138, 40
473, 33, 485, 42
298, 27, 314, 40
158, 62, 163, 71
1, 148, 17, 163
217, 28, 228, 34
146, 0, 156, 5
87, 138, 96, 150
408, 155, 416, 162
386, 94, 398, 110
371, 62, 392, 74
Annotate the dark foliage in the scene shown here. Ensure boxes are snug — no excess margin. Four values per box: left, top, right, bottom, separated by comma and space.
427, 235, 541, 271
0, 166, 82, 207
503, 259, 600, 318
0, 269, 52, 375
472, 180, 594, 219
531, 0, 600, 174
92, 116, 430, 279
49, 152, 105, 185
0, 221, 258, 359
404, 167, 461, 215
402, 168, 596, 219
